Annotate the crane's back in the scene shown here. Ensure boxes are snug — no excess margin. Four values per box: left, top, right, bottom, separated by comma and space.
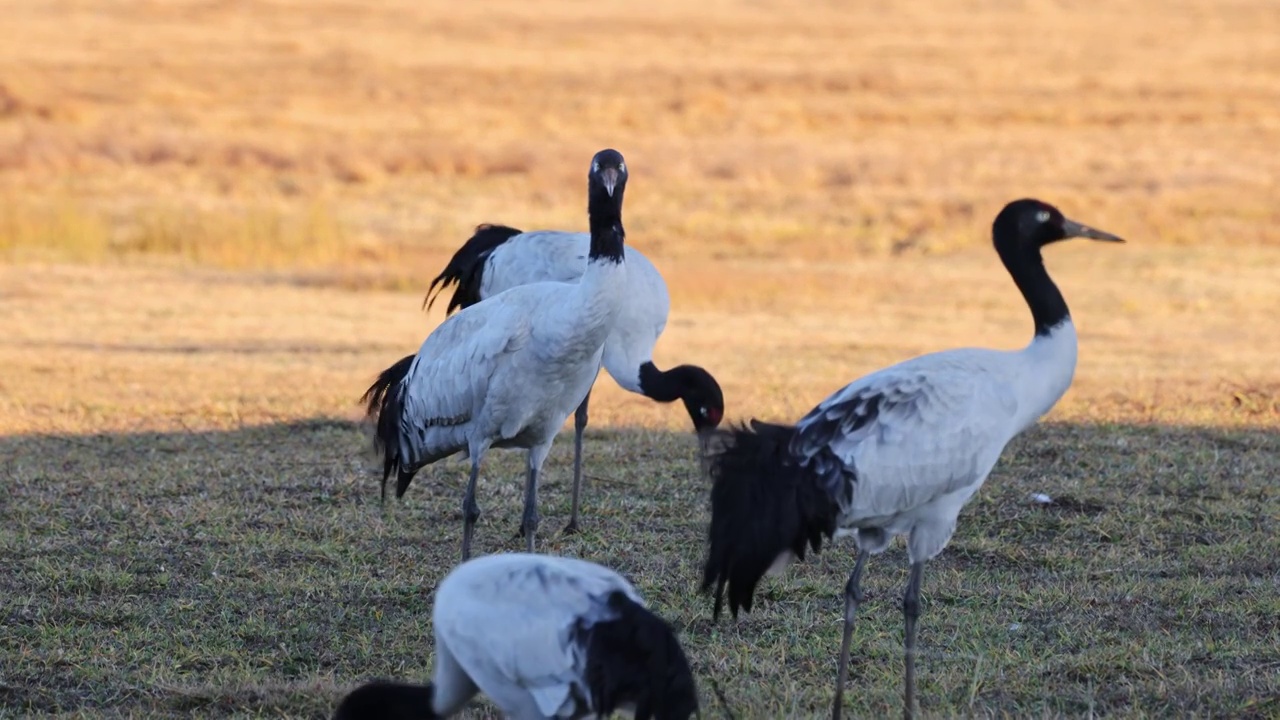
432, 554, 698, 720
480, 231, 671, 392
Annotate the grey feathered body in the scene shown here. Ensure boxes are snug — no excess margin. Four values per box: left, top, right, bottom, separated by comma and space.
396, 258, 626, 470
477, 231, 671, 394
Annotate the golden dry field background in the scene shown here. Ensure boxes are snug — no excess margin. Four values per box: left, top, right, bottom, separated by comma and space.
1, 0, 1278, 718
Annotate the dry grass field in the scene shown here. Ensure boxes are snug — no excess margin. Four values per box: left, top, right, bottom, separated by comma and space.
1, 0, 1279, 718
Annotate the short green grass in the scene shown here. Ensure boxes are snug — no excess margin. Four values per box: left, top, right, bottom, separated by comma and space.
2, 418, 1277, 719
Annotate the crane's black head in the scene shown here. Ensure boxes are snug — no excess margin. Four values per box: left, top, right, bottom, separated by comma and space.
678, 366, 725, 433
635, 614, 700, 720
584, 591, 700, 720
992, 198, 1125, 336
638, 363, 724, 432
642, 637, 700, 720
993, 198, 1125, 256
589, 148, 628, 202
332, 680, 437, 720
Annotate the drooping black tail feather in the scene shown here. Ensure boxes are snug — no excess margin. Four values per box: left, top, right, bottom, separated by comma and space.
582, 591, 700, 720
423, 223, 524, 315
359, 354, 414, 424
358, 354, 415, 501
332, 679, 435, 720
700, 419, 839, 620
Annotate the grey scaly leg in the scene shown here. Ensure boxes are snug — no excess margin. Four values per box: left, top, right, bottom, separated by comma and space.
564, 390, 591, 535
903, 561, 925, 720
520, 452, 541, 553
831, 550, 869, 720
460, 457, 481, 561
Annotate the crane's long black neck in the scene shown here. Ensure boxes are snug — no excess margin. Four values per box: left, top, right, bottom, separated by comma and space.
579, 591, 698, 719
638, 361, 681, 402
999, 243, 1070, 337
587, 188, 625, 264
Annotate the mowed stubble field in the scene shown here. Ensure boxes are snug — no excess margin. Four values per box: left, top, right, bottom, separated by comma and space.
1, 0, 1279, 718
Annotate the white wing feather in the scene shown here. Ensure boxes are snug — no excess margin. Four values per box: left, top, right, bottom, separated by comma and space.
480, 231, 592, 295
481, 231, 671, 393
397, 290, 534, 462
794, 349, 1020, 521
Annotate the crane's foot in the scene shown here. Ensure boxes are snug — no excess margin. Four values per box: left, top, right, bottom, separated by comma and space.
562, 518, 581, 535
511, 519, 540, 541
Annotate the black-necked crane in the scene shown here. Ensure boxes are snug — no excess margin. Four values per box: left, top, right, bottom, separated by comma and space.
420, 222, 724, 534
332, 553, 699, 720
699, 198, 1125, 719
360, 149, 630, 560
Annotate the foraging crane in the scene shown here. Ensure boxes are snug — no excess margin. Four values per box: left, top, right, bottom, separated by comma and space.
699, 199, 1125, 720
420, 223, 724, 535
360, 149, 630, 560
332, 553, 700, 720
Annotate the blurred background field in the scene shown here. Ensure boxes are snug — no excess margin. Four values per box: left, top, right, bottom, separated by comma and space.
1, 0, 1278, 430
1, 0, 1278, 271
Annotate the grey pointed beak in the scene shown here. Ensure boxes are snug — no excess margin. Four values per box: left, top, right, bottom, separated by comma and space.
1062, 218, 1125, 243
600, 167, 619, 197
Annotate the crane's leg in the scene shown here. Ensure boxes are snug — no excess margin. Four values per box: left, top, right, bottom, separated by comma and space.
519, 446, 548, 553
563, 390, 591, 535
902, 561, 925, 720
831, 550, 869, 720
379, 454, 394, 505
460, 456, 482, 561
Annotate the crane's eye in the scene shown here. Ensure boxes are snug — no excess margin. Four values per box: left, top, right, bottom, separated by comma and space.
592, 161, 600, 172
1035, 210, 1051, 223
619, 162, 626, 173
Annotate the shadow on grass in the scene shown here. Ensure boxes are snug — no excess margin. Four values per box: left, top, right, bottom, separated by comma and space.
0, 419, 1277, 718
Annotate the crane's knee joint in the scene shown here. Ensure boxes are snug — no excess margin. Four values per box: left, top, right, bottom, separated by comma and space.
844, 576, 865, 605
902, 594, 921, 619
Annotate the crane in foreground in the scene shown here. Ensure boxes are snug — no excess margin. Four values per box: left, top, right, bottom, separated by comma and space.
332, 553, 699, 720
700, 198, 1125, 719
360, 148, 630, 559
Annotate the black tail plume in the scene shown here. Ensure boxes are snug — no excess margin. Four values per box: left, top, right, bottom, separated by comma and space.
582, 591, 700, 720
700, 419, 839, 620
358, 354, 415, 501
423, 223, 524, 314
332, 679, 436, 720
